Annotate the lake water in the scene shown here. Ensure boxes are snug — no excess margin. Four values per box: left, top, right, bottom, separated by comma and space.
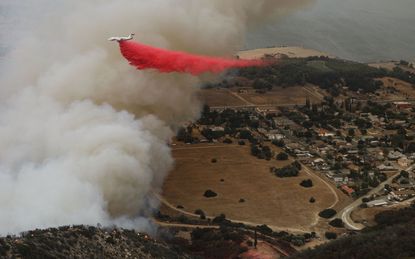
247, 0, 415, 62
1, 0, 414, 62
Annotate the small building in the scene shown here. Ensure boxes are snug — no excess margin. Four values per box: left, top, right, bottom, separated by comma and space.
367, 199, 389, 207
388, 151, 404, 160
394, 101, 412, 110
266, 133, 285, 141
378, 163, 398, 172
341, 185, 355, 196
317, 128, 336, 137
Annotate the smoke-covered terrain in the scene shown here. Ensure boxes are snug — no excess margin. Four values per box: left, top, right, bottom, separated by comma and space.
0, 0, 311, 235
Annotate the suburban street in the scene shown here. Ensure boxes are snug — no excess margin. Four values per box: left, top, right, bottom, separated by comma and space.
340, 164, 415, 230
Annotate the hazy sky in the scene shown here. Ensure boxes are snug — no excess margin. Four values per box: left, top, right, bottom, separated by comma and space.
247, 0, 415, 62
1, 0, 414, 62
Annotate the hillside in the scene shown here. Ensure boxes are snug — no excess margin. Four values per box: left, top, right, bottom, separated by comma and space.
0, 226, 190, 259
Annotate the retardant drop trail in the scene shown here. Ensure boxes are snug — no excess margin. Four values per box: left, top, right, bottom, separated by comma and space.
119, 40, 265, 75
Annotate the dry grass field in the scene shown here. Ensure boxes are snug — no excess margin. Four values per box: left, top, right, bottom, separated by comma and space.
237, 86, 324, 106
198, 85, 326, 108
378, 77, 415, 101
238, 46, 334, 60
351, 207, 391, 227
162, 143, 337, 232
198, 88, 246, 107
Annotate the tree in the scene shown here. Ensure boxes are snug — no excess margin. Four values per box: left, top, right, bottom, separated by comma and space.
318, 209, 337, 219
223, 138, 233, 144
204, 190, 217, 198
400, 170, 409, 178
195, 209, 206, 219
329, 218, 344, 228
276, 152, 289, 160
325, 232, 337, 240
272, 139, 285, 147
300, 179, 313, 188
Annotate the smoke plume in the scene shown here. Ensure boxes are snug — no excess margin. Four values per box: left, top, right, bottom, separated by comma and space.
0, 0, 312, 235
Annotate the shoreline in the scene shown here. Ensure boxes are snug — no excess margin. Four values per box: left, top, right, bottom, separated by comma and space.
239, 45, 414, 65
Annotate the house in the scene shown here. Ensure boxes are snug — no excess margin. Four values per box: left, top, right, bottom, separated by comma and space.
266, 134, 285, 141
388, 151, 404, 160
211, 126, 225, 132
341, 185, 355, 196
334, 177, 350, 185
317, 128, 335, 137
378, 163, 399, 172
394, 101, 412, 110
367, 198, 389, 207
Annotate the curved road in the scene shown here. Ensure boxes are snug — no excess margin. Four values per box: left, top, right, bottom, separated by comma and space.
340, 164, 414, 230
153, 191, 310, 234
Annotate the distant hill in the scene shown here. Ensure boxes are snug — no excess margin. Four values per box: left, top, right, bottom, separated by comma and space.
290, 204, 415, 259
0, 226, 190, 259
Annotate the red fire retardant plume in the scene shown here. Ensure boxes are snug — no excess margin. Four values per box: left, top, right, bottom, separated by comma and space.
119, 40, 265, 75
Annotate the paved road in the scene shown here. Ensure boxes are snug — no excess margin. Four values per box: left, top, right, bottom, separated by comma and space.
339, 164, 414, 230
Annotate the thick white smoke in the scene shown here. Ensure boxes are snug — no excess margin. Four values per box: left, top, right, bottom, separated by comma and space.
0, 0, 311, 235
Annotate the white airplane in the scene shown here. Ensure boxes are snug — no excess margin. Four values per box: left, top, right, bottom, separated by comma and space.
108, 33, 135, 42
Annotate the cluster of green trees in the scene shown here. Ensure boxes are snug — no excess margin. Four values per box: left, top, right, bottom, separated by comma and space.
251, 145, 273, 160
237, 56, 397, 94
272, 161, 302, 178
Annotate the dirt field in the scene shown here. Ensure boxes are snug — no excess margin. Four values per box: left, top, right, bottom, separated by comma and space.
238, 46, 334, 60
369, 62, 397, 71
162, 143, 337, 232
375, 77, 414, 101
198, 88, 246, 107
198, 85, 326, 108
351, 207, 391, 227
237, 85, 324, 106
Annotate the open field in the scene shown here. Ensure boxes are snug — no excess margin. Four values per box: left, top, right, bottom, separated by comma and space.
238, 46, 335, 60
198, 85, 326, 108
351, 207, 391, 227
162, 143, 337, 232
238, 86, 324, 106
198, 88, 246, 107
377, 77, 415, 101
369, 62, 397, 71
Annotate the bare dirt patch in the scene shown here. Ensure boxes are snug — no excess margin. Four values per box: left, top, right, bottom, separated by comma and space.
162, 143, 337, 231
238, 46, 334, 60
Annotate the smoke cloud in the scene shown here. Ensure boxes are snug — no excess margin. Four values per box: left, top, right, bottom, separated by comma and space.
0, 0, 312, 235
